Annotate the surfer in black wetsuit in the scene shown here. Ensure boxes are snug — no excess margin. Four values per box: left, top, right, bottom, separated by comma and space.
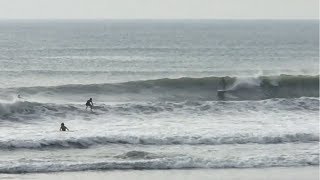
60, 123, 69, 131
217, 77, 227, 100
86, 98, 93, 111
220, 77, 227, 90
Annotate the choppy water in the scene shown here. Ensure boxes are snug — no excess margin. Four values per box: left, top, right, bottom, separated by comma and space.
0, 20, 319, 173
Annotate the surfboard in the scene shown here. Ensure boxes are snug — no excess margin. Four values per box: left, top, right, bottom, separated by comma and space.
217, 90, 227, 94
217, 90, 227, 99
217, 90, 227, 92
217, 90, 238, 99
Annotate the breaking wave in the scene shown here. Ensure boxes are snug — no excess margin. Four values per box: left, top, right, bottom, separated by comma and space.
0, 133, 318, 150
0, 97, 318, 121
1, 152, 318, 173
1, 75, 318, 101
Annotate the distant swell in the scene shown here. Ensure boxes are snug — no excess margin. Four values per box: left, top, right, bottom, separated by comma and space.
1, 133, 318, 150
1, 74, 319, 101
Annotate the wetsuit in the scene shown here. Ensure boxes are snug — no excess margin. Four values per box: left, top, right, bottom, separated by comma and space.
60, 126, 67, 131
86, 100, 92, 107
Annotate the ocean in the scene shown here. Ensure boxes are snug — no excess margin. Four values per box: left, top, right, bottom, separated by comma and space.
0, 20, 318, 173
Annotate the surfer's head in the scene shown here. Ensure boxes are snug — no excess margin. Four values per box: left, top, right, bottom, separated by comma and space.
90, 98, 92, 100
61, 123, 64, 126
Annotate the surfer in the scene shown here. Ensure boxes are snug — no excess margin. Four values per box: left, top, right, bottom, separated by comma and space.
217, 77, 227, 100
60, 123, 69, 131
86, 98, 94, 111
220, 77, 227, 90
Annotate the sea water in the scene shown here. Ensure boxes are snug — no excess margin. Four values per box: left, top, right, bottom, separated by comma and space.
0, 20, 318, 173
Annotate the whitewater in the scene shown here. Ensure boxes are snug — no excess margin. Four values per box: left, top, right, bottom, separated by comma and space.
0, 20, 319, 173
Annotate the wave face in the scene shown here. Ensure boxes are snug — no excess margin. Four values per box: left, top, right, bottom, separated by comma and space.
1, 75, 319, 102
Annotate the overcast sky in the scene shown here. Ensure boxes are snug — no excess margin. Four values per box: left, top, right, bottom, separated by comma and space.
0, 0, 318, 19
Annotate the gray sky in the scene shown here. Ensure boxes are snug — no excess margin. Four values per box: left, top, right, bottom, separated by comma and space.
0, 0, 318, 19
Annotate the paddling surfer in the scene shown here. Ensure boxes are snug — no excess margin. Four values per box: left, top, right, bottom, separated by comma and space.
60, 123, 69, 131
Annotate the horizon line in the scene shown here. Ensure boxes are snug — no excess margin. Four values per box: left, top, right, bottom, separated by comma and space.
0, 18, 318, 21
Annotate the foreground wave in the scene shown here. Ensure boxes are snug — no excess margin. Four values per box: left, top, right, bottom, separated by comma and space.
1, 133, 318, 150
1, 150, 318, 173
1, 74, 319, 101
